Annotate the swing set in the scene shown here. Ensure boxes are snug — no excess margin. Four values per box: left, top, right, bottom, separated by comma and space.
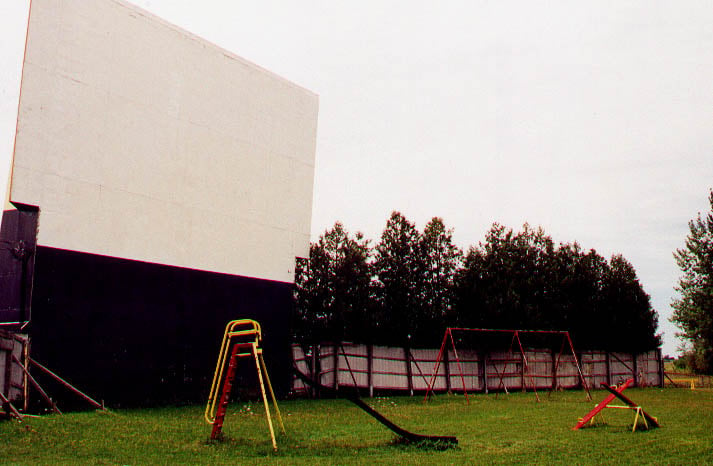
424, 328, 592, 403
204, 322, 657, 451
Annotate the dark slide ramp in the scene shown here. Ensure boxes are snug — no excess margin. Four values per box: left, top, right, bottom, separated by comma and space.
292, 366, 458, 447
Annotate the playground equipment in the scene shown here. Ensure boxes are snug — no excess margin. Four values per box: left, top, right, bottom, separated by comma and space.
573, 378, 659, 432
424, 328, 591, 403
293, 342, 458, 448
205, 319, 284, 450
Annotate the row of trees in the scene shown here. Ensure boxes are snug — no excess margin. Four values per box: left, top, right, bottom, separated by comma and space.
293, 212, 661, 352
672, 190, 713, 373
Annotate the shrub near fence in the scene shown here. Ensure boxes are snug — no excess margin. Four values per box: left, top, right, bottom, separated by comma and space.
291, 343, 663, 397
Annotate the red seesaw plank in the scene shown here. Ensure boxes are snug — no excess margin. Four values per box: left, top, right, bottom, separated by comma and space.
572, 378, 633, 430
601, 382, 659, 428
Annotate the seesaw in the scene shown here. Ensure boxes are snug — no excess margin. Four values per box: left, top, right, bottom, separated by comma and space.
573, 378, 659, 432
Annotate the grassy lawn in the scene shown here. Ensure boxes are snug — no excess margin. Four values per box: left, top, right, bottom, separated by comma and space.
2, 388, 712, 465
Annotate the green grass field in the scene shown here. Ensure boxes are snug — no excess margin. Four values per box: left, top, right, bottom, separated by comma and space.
2, 388, 712, 465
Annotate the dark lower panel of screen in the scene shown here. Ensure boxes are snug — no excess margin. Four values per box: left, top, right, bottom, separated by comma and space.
26, 245, 294, 408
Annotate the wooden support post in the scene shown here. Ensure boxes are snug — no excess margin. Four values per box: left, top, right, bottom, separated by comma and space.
0, 390, 23, 421
606, 351, 612, 387
30, 359, 104, 410
479, 351, 487, 393
3, 346, 11, 406
23, 338, 29, 412
12, 354, 60, 414
632, 353, 638, 387
657, 349, 664, 388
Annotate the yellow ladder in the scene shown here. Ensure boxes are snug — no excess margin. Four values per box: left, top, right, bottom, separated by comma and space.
204, 319, 285, 450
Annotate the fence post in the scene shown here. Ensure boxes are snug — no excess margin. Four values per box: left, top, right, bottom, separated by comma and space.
334, 343, 339, 393
605, 351, 612, 387
367, 344, 374, 398
312, 345, 319, 398
632, 352, 638, 387
657, 349, 664, 388
479, 350, 487, 393
444, 347, 451, 393
405, 346, 414, 396
551, 349, 557, 391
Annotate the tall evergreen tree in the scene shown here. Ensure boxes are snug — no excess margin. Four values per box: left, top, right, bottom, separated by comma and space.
293, 222, 372, 344
599, 254, 660, 351
455, 223, 556, 330
672, 190, 713, 373
373, 212, 425, 345
552, 244, 610, 349
418, 217, 463, 345
454, 223, 660, 352
293, 216, 661, 354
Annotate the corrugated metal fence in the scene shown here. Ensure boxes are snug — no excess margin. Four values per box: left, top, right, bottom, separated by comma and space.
292, 342, 663, 397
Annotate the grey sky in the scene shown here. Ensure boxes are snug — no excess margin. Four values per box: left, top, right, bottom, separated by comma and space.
2, 1, 712, 356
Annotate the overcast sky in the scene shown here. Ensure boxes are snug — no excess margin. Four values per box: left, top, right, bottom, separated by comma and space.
2, 0, 712, 356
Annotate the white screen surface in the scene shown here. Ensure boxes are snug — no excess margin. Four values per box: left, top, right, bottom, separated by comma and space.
10, 0, 318, 283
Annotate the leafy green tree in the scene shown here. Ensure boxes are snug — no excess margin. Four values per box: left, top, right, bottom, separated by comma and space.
293, 222, 373, 344
672, 190, 713, 373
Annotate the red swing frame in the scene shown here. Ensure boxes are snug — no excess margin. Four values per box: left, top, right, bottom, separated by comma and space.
423, 328, 592, 403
